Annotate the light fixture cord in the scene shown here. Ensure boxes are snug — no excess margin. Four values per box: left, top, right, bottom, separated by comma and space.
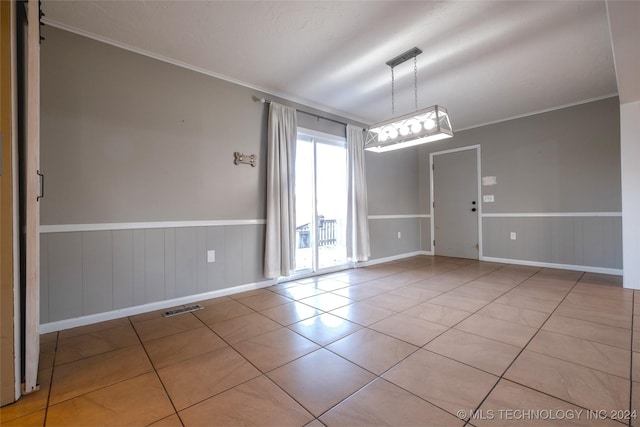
414, 55, 418, 111
391, 66, 395, 116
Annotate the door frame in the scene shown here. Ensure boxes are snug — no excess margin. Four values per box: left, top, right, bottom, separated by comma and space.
429, 145, 483, 259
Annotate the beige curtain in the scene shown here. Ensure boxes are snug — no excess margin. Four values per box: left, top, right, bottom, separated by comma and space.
346, 124, 371, 262
264, 102, 297, 278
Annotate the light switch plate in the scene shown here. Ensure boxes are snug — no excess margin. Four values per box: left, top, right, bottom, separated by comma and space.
483, 195, 495, 203
207, 250, 216, 263
510, 232, 517, 240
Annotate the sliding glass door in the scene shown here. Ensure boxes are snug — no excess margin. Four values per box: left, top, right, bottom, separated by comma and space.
295, 130, 348, 273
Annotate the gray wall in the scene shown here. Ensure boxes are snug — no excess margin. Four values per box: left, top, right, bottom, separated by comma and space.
40, 226, 264, 323
417, 97, 622, 269
365, 147, 424, 259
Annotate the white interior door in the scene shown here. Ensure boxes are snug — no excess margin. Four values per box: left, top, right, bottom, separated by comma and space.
432, 148, 479, 259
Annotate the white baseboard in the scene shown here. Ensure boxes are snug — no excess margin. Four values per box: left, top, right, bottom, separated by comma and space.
480, 256, 623, 276
39, 279, 275, 334
357, 251, 432, 267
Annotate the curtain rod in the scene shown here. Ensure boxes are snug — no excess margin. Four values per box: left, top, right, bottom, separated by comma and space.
256, 96, 349, 127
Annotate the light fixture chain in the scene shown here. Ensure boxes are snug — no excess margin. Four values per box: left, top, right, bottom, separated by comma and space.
414, 55, 418, 111
391, 66, 395, 116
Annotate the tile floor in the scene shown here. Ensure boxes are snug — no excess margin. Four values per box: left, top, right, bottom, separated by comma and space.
1, 256, 637, 426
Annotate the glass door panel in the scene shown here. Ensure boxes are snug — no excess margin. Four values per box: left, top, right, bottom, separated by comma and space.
294, 131, 347, 273
316, 142, 347, 269
294, 138, 314, 272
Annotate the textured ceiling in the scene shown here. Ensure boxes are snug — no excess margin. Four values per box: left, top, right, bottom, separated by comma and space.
42, 1, 618, 129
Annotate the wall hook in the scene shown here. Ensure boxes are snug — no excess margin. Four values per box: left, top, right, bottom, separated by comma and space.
234, 152, 256, 167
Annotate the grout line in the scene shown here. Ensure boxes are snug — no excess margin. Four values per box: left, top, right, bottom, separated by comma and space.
126, 316, 184, 425
41, 331, 59, 427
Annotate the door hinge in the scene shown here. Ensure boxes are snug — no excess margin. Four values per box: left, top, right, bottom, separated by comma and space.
432, 201, 435, 208
433, 240, 435, 246
432, 163, 434, 170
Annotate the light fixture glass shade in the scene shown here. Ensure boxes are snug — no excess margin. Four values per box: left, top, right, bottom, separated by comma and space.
365, 105, 453, 153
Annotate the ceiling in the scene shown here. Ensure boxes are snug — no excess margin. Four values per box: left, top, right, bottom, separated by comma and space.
42, 1, 618, 129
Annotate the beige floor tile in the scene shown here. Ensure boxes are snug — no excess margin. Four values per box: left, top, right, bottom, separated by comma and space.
233, 328, 319, 372
327, 329, 418, 375
465, 279, 520, 292
475, 379, 622, 427
49, 345, 153, 405
209, 312, 281, 344
573, 282, 630, 300
505, 350, 629, 412
555, 301, 632, 329
320, 378, 463, 427
329, 301, 395, 326
383, 349, 498, 416
274, 285, 326, 300
55, 325, 140, 366
267, 349, 375, 417
413, 276, 466, 292
578, 273, 624, 288
475, 302, 549, 328
158, 346, 260, 410
527, 331, 631, 378
403, 301, 472, 326
0, 369, 51, 423
634, 315, 640, 331
446, 285, 506, 302
46, 372, 174, 426
564, 292, 633, 314
495, 293, 560, 313
542, 315, 631, 349
425, 329, 520, 376
504, 288, 567, 304
429, 294, 488, 313
260, 301, 321, 326
535, 268, 583, 282
455, 314, 538, 347
331, 285, 386, 301
304, 419, 325, 427
369, 314, 448, 346
236, 292, 292, 311
193, 299, 254, 325
179, 375, 313, 427
288, 313, 361, 346
314, 279, 351, 292
57, 317, 130, 338
133, 312, 204, 342
231, 288, 273, 300
363, 293, 419, 312
388, 285, 442, 302
144, 327, 227, 368
148, 414, 184, 427
1, 409, 45, 427
298, 293, 352, 311
634, 352, 640, 382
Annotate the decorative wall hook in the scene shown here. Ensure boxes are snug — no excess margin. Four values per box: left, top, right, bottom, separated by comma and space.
234, 152, 256, 167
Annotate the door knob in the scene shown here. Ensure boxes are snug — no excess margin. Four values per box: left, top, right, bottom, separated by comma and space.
471, 208, 477, 212
472, 201, 476, 205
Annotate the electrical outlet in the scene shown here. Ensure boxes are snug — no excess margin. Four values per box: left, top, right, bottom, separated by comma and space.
207, 250, 216, 263
510, 232, 516, 240
397, 232, 401, 239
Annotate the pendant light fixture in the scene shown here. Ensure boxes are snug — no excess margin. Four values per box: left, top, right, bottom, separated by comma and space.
365, 47, 453, 153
